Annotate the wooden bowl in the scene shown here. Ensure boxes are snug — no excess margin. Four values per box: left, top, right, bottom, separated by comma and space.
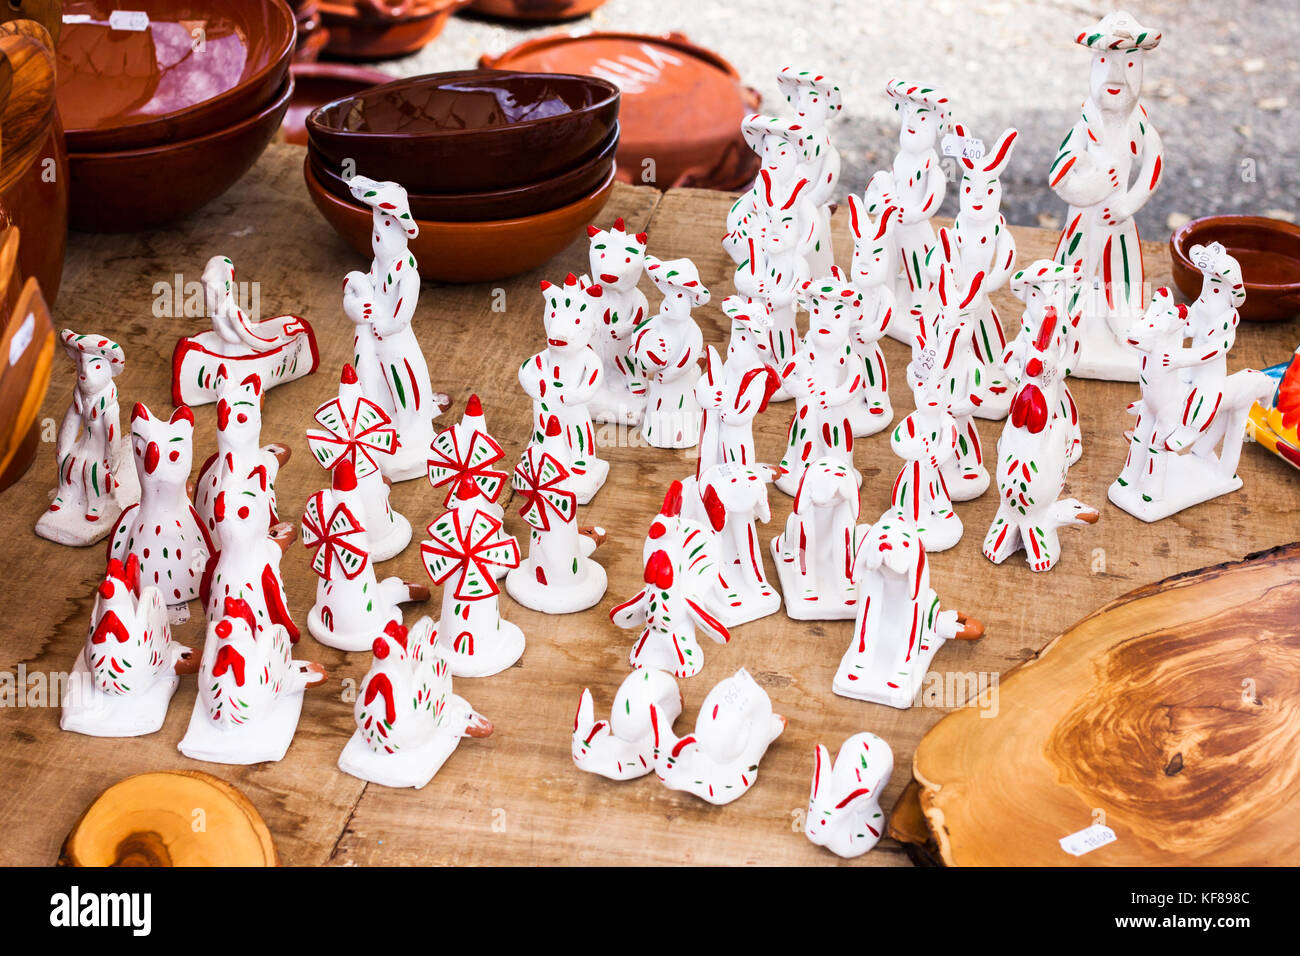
318, 0, 470, 61
306, 68, 619, 193
307, 123, 617, 221
283, 62, 393, 146
304, 154, 615, 283
467, 0, 607, 21
1171, 215, 1300, 322
68, 77, 293, 233
57, 0, 296, 153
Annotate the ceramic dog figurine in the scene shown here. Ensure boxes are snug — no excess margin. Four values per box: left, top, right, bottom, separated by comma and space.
584, 218, 649, 425
770, 456, 863, 620
572, 668, 682, 781
804, 733, 893, 859
631, 256, 710, 448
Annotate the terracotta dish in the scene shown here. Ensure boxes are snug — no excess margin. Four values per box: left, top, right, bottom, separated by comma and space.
308, 123, 617, 221
481, 31, 759, 191
305, 155, 615, 282
294, 3, 330, 62
68, 77, 293, 233
306, 69, 619, 193
57, 0, 296, 153
1171, 215, 1300, 322
0, 275, 55, 493
283, 62, 393, 146
467, 0, 607, 21
318, 0, 471, 61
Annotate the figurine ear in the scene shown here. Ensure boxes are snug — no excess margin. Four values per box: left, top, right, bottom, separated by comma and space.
701, 483, 727, 532
661, 480, 684, 518
170, 406, 194, 426
759, 168, 774, 206
586, 224, 601, 238
781, 178, 811, 210
241, 373, 262, 395
564, 272, 579, 287
635, 232, 648, 245
539, 280, 552, 292
846, 194, 863, 239
613, 217, 625, 231
982, 128, 1018, 175
960, 156, 975, 171
131, 402, 150, 422
810, 744, 831, 803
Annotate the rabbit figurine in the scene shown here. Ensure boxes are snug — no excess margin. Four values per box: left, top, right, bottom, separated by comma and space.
572, 668, 682, 781
804, 733, 894, 859
844, 196, 897, 437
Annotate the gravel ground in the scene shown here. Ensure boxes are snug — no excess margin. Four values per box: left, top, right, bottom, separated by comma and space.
379, 0, 1300, 237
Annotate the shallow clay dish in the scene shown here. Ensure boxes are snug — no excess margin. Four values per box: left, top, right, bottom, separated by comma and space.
318, 0, 470, 61
308, 123, 617, 221
57, 0, 296, 152
68, 77, 293, 233
1171, 215, 1300, 322
283, 62, 393, 145
305, 155, 615, 282
481, 31, 758, 190
306, 68, 619, 193
467, 0, 606, 21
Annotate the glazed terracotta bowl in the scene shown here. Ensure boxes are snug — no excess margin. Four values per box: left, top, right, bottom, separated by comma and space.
467, 0, 607, 21
68, 77, 293, 233
294, 3, 330, 62
308, 123, 617, 221
283, 63, 393, 146
306, 69, 619, 193
318, 0, 470, 61
1171, 215, 1300, 322
57, 0, 296, 152
304, 155, 615, 282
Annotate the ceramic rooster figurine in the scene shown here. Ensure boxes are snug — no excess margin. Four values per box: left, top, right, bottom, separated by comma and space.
339, 618, 493, 789
650, 667, 785, 805
36, 331, 139, 546
108, 403, 212, 605
583, 218, 649, 425
833, 508, 983, 707
60, 554, 197, 737
804, 733, 893, 859
178, 596, 326, 765
572, 668, 682, 781
771, 456, 863, 620
631, 256, 710, 448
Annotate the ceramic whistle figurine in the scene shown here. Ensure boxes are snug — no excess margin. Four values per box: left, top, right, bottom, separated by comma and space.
1005, 261, 1084, 465
171, 255, 319, 407
776, 67, 843, 279
1049, 11, 1164, 381
611, 481, 730, 678
844, 196, 897, 437
985, 303, 1099, 570
307, 363, 409, 562
572, 668, 682, 781
36, 331, 139, 546
630, 256, 710, 448
650, 667, 785, 805
775, 269, 865, 497
804, 733, 893, 859
945, 124, 1020, 419
201, 459, 298, 641
303, 460, 429, 652
751, 168, 817, 395
770, 456, 863, 620
867, 79, 952, 343
420, 498, 523, 677
339, 618, 492, 789
193, 365, 290, 537
507, 415, 608, 614
427, 393, 509, 520
346, 175, 446, 481
108, 403, 212, 605
584, 218, 650, 425
60, 554, 198, 737
724, 115, 808, 266
178, 596, 327, 765
1110, 264, 1272, 522
519, 274, 608, 502
833, 508, 983, 707
701, 325, 781, 468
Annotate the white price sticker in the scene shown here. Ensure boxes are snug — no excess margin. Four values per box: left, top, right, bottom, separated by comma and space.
167, 603, 191, 626
8, 312, 34, 367
62, 14, 93, 24
109, 10, 150, 31
1059, 824, 1116, 857
942, 133, 986, 162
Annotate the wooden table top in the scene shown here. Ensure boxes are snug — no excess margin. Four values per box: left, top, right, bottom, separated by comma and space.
2, 144, 1297, 866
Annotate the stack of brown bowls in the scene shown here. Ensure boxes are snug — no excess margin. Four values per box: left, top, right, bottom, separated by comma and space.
304, 69, 620, 282
291, 0, 330, 62
56, 0, 297, 233
318, 0, 472, 61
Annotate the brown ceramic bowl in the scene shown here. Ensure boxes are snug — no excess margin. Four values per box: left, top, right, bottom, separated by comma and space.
304, 154, 615, 282
467, 0, 607, 21
306, 68, 619, 193
283, 63, 393, 146
481, 31, 758, 191
68, 76, 293, 233
318, 0, 470, 61
308, 123, 617, 221
294, 4, 330, 62
57, 0, 296, 153
1170, 215, 1300, 322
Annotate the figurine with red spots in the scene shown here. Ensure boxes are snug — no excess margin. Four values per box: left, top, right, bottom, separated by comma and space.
583, 218, 649, 425
572, 668, 682, 781
776, 68, 843, 278
844, 196, 897, 437
805, 733, 893, 858
631, 256, 710, 449
770, 456, 863, 620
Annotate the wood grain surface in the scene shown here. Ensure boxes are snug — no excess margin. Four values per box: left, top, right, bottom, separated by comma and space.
0, 144, 1296, 866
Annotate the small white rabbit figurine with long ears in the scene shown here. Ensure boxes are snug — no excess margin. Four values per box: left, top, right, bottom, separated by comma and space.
572, 668, 682, 781
805, 733, 894, 859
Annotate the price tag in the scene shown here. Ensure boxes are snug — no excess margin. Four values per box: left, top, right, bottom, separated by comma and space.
8, 313, 34, 367
167, 603, 191, 626
62, 13, 93, 23
109, 10, 150, 31
1059, 824, 1116, 857
942, 133, 986, 162
1191, 241, 1226, 271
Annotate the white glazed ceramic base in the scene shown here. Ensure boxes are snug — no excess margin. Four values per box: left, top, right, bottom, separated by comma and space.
437, 619, 526, 678
590, 394, 645, 427
972, 385, 1013, 421
570, 457, 610, 505
713, 572, 783, 628
307, 606, 399, 653
915, 512, 963, 553
505, 558, 606, 614
178, 690, 305, 765
769, 536, 859, 622
36, 502, 128, 547
381, 454, 429, 484
943, 464, 990, 501
832, 642, 943, 709
368, 510, 413, 563
59, 653, 179, 737
1072, 332, 1141, 382
338, 700, 471, 788
1108, 457, 1242, 523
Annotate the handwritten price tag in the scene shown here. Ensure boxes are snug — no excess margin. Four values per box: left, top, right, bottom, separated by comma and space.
1059, 824, 1116, 857
942, 133, 986, 162
109, 10, 151, 31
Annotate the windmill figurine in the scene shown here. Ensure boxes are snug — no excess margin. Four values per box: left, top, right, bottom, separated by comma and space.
427, 394, 509, 521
